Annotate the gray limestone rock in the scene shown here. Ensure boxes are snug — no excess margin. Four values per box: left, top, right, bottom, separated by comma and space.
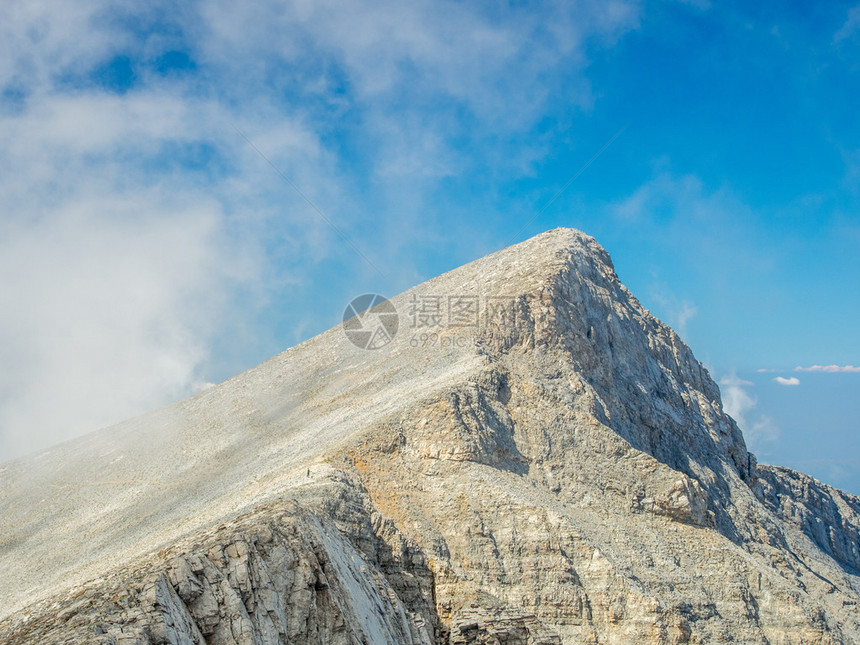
1, 228, 858, 644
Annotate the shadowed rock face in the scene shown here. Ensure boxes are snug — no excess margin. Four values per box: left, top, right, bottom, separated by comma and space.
1, 228, 859, 644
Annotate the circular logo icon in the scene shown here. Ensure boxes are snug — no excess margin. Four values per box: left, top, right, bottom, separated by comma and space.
342, 294, 399, 350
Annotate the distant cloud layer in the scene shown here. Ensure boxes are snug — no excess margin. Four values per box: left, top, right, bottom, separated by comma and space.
794, 365, 860, 373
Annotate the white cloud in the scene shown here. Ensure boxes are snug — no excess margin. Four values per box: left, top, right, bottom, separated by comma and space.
0, 2, 119, 92
718, 374, 779, 454
794, 364, 860, 373
0, 194, 248, 458
774, 376, 800, 386
0, 0, 647, 462
193, 0, 641, 184
719, 374, 755, 427
198, 0, 639, 113
0, 84, 341, 459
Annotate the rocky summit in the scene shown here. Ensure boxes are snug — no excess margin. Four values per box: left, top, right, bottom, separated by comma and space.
1, 228, 858, 644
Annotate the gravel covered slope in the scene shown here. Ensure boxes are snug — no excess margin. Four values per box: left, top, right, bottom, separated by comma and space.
2, 229, 858, 644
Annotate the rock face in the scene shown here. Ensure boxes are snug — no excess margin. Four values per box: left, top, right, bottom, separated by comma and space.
1, 228, 858, 644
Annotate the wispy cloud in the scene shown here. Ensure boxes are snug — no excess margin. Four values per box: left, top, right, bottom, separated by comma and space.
644, 271, 698, 340
719, 374, 779, 455
774, 376, 800, 386
650, 289, 698, 339
719, 375, 756, 427
608, 172, 774, 275
834, 4, 860, 42
675, 302, 698, 337
794, 364, 860, 373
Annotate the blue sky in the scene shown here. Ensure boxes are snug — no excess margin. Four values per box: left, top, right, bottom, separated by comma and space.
0, 0, 857, 493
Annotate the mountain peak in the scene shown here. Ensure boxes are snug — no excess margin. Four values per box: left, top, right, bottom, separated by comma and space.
2, 229, 859, 644
406, 227, 614, 303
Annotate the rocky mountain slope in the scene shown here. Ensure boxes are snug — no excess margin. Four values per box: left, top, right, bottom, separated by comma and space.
1, 228, 858, 644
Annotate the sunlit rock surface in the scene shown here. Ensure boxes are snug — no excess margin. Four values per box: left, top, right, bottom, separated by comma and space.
2, 229, 858, 644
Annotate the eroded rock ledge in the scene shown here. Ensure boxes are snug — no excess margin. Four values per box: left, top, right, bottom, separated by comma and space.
1, 477, 440, 645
